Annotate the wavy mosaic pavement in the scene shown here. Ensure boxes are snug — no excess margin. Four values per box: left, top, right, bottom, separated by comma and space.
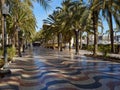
0, 47, 120, 90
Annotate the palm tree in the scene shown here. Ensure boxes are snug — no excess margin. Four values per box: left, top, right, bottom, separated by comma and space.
0, 0, 5, 48
7, 1, 32, 45
5, 0, 36, 57
100, 0, 120, 53
46, 0, 90, 54
43, 10, 62, 50
1, 0, 50, 47
88, 0, 100, 56
72, 2, 89, 54
90, 0, 120, 53
58, 0, 88, 54
88, 0, 105, 56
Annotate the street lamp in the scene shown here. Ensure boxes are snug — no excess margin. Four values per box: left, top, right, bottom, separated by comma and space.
2, 4, 9, 69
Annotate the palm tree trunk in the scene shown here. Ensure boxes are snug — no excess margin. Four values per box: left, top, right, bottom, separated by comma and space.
1, 0, 5, 49
93, 11, 98, 56
18, 32, 22, 57
52, 36, 55, 49
11, 26, 16, 48
79, 31, 82, 49
8, 36, 10, 45
68, 32, 72, 51
57, 33, 60, 50
87, 32, 89, 49
22, 40, 25, 53
25, 39, 28, 49
74, 29, 79, 55
69, 40, 71, 51
118, 45, 120, 54
108, 10, 114, 53
115, 32, 117, 41
60, 33, 62, 51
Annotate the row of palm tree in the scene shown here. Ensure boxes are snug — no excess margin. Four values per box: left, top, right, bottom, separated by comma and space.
0, 0, 50, 56
0, 0, 36, 54
39, 0, 120, 55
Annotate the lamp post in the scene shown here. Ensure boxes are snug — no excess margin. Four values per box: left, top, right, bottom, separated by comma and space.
2, 4, 9, 68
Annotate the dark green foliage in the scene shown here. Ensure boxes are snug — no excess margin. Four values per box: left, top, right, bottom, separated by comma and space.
87, 45, 94, 52
0, 59, 4, 68
7, 47, 16, 61
98, 44, 111, 57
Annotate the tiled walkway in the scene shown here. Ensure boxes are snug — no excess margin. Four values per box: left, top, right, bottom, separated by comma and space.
0, 47, 120, 90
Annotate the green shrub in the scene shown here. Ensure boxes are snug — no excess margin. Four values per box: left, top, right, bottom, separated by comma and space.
87, 45, 94, 52
0, 50, 3, 56
98, 45, 111, 57
114, 44, 119, 53
0, 59, 4, 68
0, 49, 4, 68
7, 47, 16, 61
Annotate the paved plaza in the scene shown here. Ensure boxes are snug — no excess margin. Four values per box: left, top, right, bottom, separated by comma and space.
0, 47, 120, 90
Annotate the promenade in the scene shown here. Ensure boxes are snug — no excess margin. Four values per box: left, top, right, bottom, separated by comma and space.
0, 47, 120, 90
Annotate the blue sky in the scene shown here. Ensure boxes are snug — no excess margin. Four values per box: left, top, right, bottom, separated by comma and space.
33, 0, 62, 31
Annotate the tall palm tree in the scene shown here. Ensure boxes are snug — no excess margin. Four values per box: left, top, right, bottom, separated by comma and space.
1, 0, 50, 38
6, 1, 36, 56
0, 0, 5, 48
48, 0, 89, 54
88, 0, 100, 56
43, 10, 62, 50
100, 0, 120, 53
89, 0, 120, 53
57, 0, 87, 54
70, 1, 89, 54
